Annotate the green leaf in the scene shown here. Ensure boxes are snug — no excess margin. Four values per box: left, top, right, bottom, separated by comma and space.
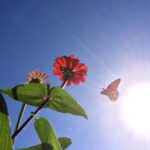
58, 137, 72, 150
18, 123, 72, 150
34, 118, 62, 150
18, 143, 53, 150
1, 84, 88, 119
49, 86, 88, 119
18, 144, 43, 150
18, 138, 71, 150
18, 143, 54, 150
0, 93, 13, 150
0, 83, 49, 105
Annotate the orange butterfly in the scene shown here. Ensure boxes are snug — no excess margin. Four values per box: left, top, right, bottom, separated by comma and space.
101, 79, 121, 101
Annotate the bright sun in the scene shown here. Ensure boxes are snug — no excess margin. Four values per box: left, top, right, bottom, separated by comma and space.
120, 82, 150, 137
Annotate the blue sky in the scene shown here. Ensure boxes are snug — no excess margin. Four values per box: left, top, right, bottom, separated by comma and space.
1, 0, 150, 149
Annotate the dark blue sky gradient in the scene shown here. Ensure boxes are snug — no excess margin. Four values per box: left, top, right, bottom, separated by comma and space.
1, 0, 150, 149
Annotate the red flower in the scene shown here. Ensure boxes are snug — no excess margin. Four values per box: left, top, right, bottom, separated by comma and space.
53, 55, 88, 86
28, 69, 48, 83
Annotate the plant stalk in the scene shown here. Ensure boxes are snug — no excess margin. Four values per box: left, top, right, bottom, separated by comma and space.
13, 103, 26, 143
60, 78, 68, 89
12, 79, 68, 142
12, 97, 50, 140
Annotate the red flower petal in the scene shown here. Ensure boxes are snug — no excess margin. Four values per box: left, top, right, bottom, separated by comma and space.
53, 55, 88, 86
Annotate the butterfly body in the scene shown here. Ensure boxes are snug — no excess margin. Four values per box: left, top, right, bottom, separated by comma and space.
101, 79, 121, 101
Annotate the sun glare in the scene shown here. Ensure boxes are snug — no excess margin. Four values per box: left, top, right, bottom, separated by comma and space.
120, 82, 150, 137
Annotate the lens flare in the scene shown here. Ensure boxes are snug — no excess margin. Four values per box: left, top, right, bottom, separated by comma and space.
120, 82, 150, 137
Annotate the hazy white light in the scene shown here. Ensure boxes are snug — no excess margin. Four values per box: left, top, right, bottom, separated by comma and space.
120, 82, 150, 136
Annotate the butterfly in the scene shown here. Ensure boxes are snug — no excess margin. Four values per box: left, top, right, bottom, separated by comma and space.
101, 79, 121, 101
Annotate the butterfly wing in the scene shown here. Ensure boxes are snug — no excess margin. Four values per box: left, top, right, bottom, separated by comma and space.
101, 79, 121, 101
106, 79, 121, 93
108, 90, 119, 101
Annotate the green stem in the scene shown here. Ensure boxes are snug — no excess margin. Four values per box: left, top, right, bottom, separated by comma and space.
13, 103, 26, 143
60, 78, 68, 89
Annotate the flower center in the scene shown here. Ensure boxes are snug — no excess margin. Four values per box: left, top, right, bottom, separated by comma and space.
29, 79, 41, 83
64, 68, 74, 79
